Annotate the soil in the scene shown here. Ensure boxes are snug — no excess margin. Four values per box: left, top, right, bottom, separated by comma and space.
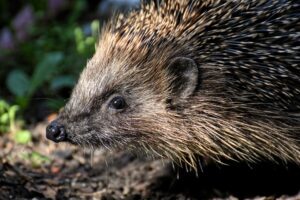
0, 121, 300, 200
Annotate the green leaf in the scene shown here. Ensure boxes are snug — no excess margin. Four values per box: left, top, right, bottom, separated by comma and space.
8, 105, 19, 120
8, 105, 19, 131
76, 41, 86, 54
0, 100, 9, 113
50, 75, 76, 91
29, 52, 64, 95
91, 20, 100, 37
85, 37, 95, 46
74, 27, 84, 43
6, 70, 30, 97
21, 152, 51, 168
0, 113, 9, 124
30, 151, 51, 167
14, 130, 32, 144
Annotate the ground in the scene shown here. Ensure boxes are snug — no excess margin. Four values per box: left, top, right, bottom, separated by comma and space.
0, 121, 300, 200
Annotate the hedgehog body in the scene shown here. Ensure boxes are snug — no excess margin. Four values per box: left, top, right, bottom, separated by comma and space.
47, 0, 300, 167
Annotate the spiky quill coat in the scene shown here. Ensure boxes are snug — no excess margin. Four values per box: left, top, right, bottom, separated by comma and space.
59, 0, 300, 168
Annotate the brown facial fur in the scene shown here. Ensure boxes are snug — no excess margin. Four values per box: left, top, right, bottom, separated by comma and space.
55, 0, 300, 168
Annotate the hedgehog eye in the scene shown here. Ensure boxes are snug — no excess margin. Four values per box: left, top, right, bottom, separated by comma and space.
109, 96, 126, 110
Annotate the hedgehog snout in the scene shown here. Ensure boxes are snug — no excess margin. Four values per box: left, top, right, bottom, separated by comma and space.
46, 120, 67, 143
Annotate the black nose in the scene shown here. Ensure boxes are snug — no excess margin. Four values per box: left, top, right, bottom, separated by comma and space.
46, 121, 67, 143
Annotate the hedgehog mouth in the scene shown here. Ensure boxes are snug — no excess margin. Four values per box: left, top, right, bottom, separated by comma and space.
64, 136, 78, 145
66, 135, 113, 148
66, 132, 138, 149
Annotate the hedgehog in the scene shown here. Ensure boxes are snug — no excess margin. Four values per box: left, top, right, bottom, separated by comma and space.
46, 0, 300, 168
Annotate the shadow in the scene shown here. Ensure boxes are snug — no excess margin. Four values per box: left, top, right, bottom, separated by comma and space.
151, 161, 300, 199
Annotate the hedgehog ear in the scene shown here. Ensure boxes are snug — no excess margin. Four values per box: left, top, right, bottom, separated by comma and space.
167, 57, 198, 101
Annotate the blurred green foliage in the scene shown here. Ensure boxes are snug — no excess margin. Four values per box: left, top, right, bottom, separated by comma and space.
0, 99, 32, 144
1, 1, 99, 112
14, 130, 32, 144
0, 0, 100, 147
0, 99, 19, 133
6, 52, 64, 109
22, 151, 51, 168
